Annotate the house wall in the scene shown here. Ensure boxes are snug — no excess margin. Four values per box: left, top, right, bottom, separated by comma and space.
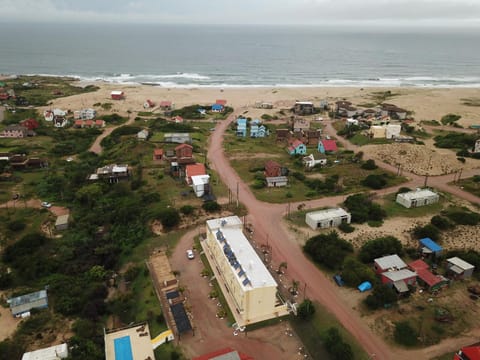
305, 213, 351, 230
396, 193, 440, 208
203, 223, 282, 326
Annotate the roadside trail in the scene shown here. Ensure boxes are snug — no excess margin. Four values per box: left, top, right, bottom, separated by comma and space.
89, 116, 135, 154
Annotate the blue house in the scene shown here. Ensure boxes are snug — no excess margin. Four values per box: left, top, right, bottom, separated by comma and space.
250, 124, 259, 137
257, 125, 268, 137
211, 104, 224, 112
236, 117, 247, 137
419, 237, 443, 257
287, 139, 307, 155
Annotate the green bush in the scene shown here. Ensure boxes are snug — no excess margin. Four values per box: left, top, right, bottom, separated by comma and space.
413, 224, 440, 242
202, 201, 221, 212
364, 284, 398, 310
359, 236, 403, 263
394, 321, 418, 346
361, 159, 378, 170
445, 210, 480, 226
7, 220, 26, 232
430, 215, 454, 230
297, 299, 316, 320
344, 193, 386, 224
324, 327, 354, 360
180, 205, 195, 215
341, 257, 376, 287
157, 208, 181, 229
338, 222, 355, 233
440, 113, 461, 125
362, 174, 387, 189
304, 232, 353, 270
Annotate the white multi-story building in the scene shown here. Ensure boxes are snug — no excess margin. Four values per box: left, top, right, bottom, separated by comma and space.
203, 216, 288, 326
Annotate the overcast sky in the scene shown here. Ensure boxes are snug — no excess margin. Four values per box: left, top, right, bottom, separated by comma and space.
2, 0, 480, 26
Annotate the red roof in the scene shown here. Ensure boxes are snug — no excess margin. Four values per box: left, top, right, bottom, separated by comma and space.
75, 120, 84, 126
85, 119, 94, 126
193, 347, 253, 360
175, 143, 193, 151
20, 118, 39, 130
408, 259, 430, 272
455, 345, 480, 360
417, 269, 443, 287
173, 116, 183, 122
321, 139, 338, 152
154, 149, 163, 156
186, 163, 206, 178
95, 119, 105, 125
289, 139, 304, 148
215, 99, 227, 106
160, 101, 172, 107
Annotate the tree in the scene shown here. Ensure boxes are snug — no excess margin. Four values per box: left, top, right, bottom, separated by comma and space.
344, 193, 386, 224
413, 224, 440, 242
359, 236, 403, 263
202, 201, 221, 212
362, 174, 387, 189
430, 215, 454, 230
361, 159, 378, 170
304, 232, 353, 270
364, 284, 398, 310
157, 208, 181, 229
324, 327, 354, 360
297, 299, 315, 320
277, 261, 288, 274
341, 257, 376, 287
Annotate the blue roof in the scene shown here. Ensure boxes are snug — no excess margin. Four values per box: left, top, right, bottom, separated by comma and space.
236, 118, 247, 125
420, 238, 442, 252
212, 104, 223, 110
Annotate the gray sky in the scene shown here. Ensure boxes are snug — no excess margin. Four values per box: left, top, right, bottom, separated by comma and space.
2, 0, 480, 26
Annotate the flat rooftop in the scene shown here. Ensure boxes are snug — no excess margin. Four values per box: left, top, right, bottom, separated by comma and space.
207, 216, 277, 289
105, 323, 154, 360
398, 188, 438, 200
306, 208, 350, 221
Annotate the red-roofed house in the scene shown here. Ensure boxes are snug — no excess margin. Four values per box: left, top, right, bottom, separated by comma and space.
95, 119, 105, 128
111, 91, 124, 100
85, 119, 94, 128
185, 163, 206, 185
193, 347, 253, 360
172, 116, 183, 123
318, 139, 338, 153
454, 344, 480, 360
74, 120, 84, 128
265, 160, 282, 177
409, 259, 449, 292
287, 139, 307, 155
160, 101, 172, 110
215, 99, 227, 106
20, 118, 39, 130
175, 143, 193, 159
153, 148, 163, 160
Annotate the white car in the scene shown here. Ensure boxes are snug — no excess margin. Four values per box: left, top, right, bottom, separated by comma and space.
41, 201, 52, 208
186, 249, 195, 260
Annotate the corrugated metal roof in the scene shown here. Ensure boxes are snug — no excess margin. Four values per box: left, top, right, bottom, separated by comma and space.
448, 257, 474, 271
374, 254, 407, 270
420, 238, 442, 253
382, 269, 417, 282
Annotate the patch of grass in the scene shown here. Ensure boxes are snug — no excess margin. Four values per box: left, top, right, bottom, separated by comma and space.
357, 103, 377, 108
461, 98, 480, 107
290, 301, 369, 360
350, 133, 390, 146
456, 176, 480, 198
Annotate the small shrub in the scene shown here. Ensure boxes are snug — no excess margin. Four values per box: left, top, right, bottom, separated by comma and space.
7, 220, 26, 232
297, 299, 316, 320
338, 222, 355, 233
394, 321, 418, 346
430, 215, 454, 230
202, 201, 221, 212
413, 224, 440, 242
180, 205, 195, 215
361, 159, 378, 170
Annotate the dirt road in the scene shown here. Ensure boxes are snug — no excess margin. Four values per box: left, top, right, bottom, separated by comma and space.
89, 116, 135, 154
207, 112, 480, 359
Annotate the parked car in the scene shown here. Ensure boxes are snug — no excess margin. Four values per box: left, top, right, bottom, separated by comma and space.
333, 274, 344, 287
186, 249, 195, 260
41, 201, 52, 208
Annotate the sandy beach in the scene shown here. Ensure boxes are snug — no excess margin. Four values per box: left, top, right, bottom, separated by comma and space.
44, 82, 480, 126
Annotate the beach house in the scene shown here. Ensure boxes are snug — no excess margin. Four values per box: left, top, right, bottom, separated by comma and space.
446, 257, 475, 279
294, 101, 315, 115
276, 129, 290, 142
396, 188, 439, 208
386, 124, 401, 139
191, 175, 210, 197
8, 290, 48, 317
236, 118, 247, 137
287, 139, 307, 155
303, 153, 327, 169
336, 101, 358, 117
305, 208, 351, 230
202, 216, 289, 326
381, 103, 408, 120
22, 344, 68, 360
409, 259, 449, 292
211, 103, 224, 113
1, 125, 32, 138
164, 133, 192, 144
160, 101, 172, 110
474, 139, 480, 153
153, 148, 163, 161
374, 255, 407, 274
110, 91, 124, 100
293, 118, 310, 132
20, 118, 39, 130
318, 139, 338, 153
137, 129, 149, 141
185, 163, 206, 185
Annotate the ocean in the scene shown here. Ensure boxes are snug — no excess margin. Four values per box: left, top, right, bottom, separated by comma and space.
1, 23, 479, 88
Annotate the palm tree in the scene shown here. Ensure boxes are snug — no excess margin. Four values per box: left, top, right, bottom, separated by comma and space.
277, 261, 288, 274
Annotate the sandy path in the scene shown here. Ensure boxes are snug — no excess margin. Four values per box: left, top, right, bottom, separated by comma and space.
207, 111, 480, 359
89, 115, 135, 154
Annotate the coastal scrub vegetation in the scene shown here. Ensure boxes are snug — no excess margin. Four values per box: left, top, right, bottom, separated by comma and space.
303, 231, 353, 270
343, 193, 386, 224
433, 132, 477, 150
440, 113, 461, 125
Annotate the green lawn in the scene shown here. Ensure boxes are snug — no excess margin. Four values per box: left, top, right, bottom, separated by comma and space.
456, 177, 480, 198
350, 133, 390, 146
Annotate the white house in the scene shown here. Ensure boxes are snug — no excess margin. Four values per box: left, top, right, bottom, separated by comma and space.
346, 118, 359, 126
137, 129, 149, 141
446, 257, 475, 279
265, 176, 288, 187
369, 125, 386, 139
202, 216, 288, 326
44, 109, 66, 122
386, 124, 401, 139
303, 154, 327, 169
191, 174, 210, 197
396, 188, 439, 208
22, 343, 68, 360
474, 139, 480, 153
305, 208, 351, 230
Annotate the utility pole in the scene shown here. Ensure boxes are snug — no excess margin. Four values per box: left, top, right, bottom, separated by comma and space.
236, 182, 239, 208
458, 168, 463, 182
424, 174, 428, 187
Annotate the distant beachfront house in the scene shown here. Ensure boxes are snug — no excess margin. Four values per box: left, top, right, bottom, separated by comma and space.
336, 101, 358, 117
255, 101, 273, 109
216, 99, 227, 106
185, 163, 206, 185
211, 104, 224, 113
137, 129, 149, 141
111, 90, 124, 100
369, 125, 386, 139
305, 129, 321, 146
175, 143, 195, 164
1, 125, 34, 138
381, 103, 408, 120
266, 176, 288, 187
20, 118, 39, 130
287, 139, 307, 155
236, 118, 247, 137
386, 124, 401, 139
160, 101, 172, 110
276, 129, 290, 142
250, 124, 268, 138
90, 164, 130, 183
172, 115, 183, 123
474, 139, 480, 153
74, 108, 96, 120
153, 148, 163, 160
303, 153, 327, 169
294, 101, 315, 115
55, 214, 70, 231
409, 259, 449, 292
8, 290, 48, 317
44, 109, 66, 122
446, 257, 475, 280
264, 160, 288, 177
318, 139, 337, 153
396, 188, 439, 208
305, 208, 351, 230
164, 133, 192, 144
293, 118, 310, 132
